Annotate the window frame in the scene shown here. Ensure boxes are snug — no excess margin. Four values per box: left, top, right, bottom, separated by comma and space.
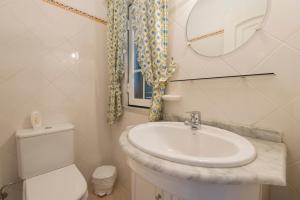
126, 6, 152, 108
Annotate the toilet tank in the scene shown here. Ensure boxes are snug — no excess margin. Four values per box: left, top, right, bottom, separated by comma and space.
16, 123, 75, 179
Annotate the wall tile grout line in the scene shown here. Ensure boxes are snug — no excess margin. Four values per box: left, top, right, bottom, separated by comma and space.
42, 0, 107, 25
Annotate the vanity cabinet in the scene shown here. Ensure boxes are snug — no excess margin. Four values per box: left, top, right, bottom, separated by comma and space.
132, 172, 183, 200
130, 164, 268, 200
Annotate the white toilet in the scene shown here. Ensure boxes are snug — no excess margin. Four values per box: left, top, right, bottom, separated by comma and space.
16, 123, 88, 200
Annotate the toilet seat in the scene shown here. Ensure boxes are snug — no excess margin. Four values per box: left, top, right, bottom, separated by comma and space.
24, 164, 87, 200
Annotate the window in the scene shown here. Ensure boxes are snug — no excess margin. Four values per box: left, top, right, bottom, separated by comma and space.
127, 7, 153, 108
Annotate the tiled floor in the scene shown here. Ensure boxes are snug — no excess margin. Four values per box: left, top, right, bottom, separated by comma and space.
88, 184, 130, 200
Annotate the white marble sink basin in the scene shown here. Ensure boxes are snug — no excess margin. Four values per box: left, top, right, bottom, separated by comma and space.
128, 122, 256, 168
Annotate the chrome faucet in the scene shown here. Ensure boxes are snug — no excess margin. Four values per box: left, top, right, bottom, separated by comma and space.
184, 111, 201, 130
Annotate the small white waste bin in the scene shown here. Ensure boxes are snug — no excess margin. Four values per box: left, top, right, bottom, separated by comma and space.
92, 165, 117, 197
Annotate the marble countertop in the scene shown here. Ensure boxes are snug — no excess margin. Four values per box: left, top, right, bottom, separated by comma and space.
119, 126, 286, 186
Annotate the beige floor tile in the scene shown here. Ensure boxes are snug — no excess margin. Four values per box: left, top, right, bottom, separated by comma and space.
88, 184, 130, 200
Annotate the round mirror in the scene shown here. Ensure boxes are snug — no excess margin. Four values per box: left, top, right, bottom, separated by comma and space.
186, 0, 267, 57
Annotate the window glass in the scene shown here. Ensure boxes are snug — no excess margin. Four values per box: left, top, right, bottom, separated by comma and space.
134, 45, 141, 70
144, 81, 153, 99
134, 72, 143, 99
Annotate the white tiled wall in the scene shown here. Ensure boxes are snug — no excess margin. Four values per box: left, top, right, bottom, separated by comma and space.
0, 0, 111, 199
112, 110, 149, 195
1, 0, 299, 199
164, 0, 300, 199
58, 0, 107, 20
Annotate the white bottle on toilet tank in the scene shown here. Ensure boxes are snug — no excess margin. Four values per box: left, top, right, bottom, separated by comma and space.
30, 111, 42, 130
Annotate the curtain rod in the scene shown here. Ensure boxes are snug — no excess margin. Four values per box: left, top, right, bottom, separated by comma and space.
170, 73, 276, 82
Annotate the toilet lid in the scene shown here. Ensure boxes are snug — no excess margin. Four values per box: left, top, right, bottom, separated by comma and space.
25, 164, 87, 200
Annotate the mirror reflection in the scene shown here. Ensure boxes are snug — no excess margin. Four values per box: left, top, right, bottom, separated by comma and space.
186, 0, 267, 57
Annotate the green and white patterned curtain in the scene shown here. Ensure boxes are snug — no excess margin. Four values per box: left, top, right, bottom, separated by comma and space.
131, 0, 176, 121
107, 0, 128, 124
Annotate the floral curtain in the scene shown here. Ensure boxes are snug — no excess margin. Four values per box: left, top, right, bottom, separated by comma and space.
131, 0, 176, 121
107, 0, 128, 124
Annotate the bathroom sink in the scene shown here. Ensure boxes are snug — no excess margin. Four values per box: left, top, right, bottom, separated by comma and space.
128, 122, 256, 168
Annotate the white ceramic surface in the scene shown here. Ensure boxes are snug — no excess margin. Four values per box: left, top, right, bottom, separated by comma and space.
128, 122, 256, 168
162, 95, 182, 101
16, 123, 75, 179
24, 164, 87, 200
120, 126, 286, 185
